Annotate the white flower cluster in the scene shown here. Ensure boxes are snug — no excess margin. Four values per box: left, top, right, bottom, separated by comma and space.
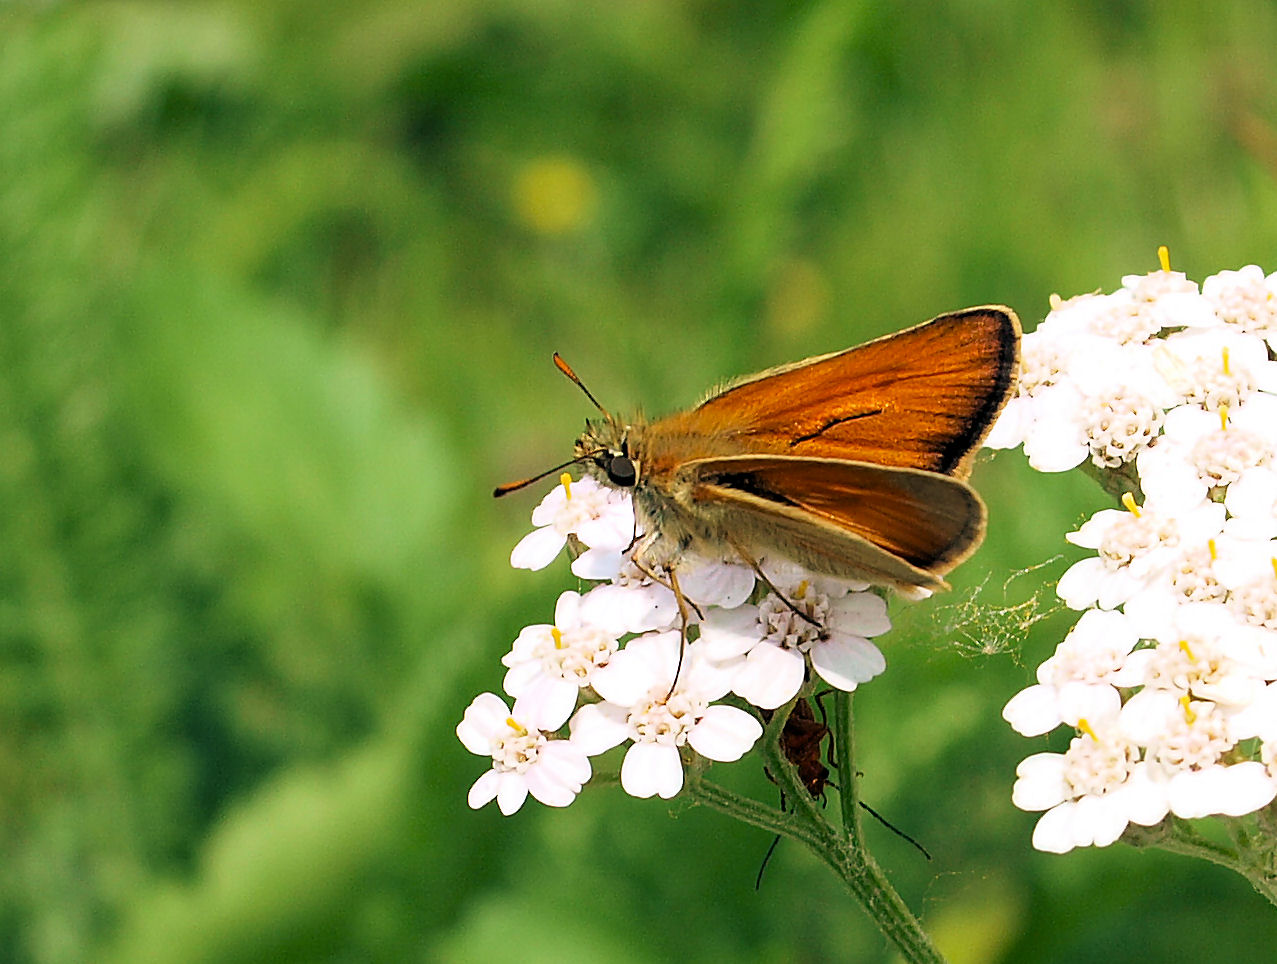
989, 256, 1277, 852
458, 475, 890, 814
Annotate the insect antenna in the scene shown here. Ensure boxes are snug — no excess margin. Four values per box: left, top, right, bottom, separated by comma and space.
858, 801, 931, 861
553, 353, 611, 419
493, 455, 597, 498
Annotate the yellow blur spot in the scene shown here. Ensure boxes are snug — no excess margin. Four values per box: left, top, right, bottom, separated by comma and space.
560, 472, 573, 500
764, 258, 831, 339
512, 156, 598, 236
1077, 717, 1098, 740
1121, 492, 1141, 517
1158, 245, 1171, 272
1179, 639, 1197, 662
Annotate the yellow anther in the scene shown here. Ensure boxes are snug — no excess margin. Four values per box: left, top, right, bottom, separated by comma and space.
1179, 695, 1196, 724
1077, 718, 1099, 741
560, 472, 573, 500
1121, 492, 1141, 517
795, 580, 810, 600
1208, 538, 1217, 561
551, 626, 564, 649
1049, 292, 1063, 310
1222, 346, 1231, 376
1158, 245, 1171, 272
506, 717, 529, 736
1271, 557, 1277, 580
1219, 405, 1229, 431
1178, 639, 1197, 662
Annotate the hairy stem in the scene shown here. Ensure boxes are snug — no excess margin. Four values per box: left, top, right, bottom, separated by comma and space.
686, 695, 945, 963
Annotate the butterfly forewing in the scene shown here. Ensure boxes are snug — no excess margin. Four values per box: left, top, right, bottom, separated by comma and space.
663, 307, 1020, 480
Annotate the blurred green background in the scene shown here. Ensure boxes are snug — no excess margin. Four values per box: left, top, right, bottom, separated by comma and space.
5, 1, 1277, 961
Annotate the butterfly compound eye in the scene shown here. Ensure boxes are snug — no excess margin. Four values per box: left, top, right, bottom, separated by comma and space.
605, 454, 637, 487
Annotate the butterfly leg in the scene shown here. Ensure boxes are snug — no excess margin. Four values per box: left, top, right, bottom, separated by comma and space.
664, 566, 692, 699
728, 541, 821, 629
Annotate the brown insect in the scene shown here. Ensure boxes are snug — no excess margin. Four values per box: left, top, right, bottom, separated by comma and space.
497, 306, 1020, 596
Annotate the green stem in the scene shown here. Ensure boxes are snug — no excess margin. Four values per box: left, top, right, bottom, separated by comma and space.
1123, 818, 1277, 905
834, 691, 863, 847
686, 695, 945, 964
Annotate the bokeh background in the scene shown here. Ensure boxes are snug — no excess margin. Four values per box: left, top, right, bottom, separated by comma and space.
6, 1, 1277, 961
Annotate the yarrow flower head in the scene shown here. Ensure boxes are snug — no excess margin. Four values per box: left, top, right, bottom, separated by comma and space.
461, 474, 895, 813
992, 250, 1277, 853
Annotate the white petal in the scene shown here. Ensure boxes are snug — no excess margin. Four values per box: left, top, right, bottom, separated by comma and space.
580, 582, 677, 636
1169, 763, 1276, 818
687, 705, 763, 761
1032, 802, 1080, 853
456, 693, 511, 753
524, 742, 591, 807
510, 526, 568, 570
575, 511, 634, 551
678, 556, 755, 608
495, 771, 530, 815
512, 675, 578, 732
809, 635, 885, 692
591, 632, 679, 706
1121, 763, 1170, 827
500, 659, 541, 697
467, 769, 500, 810
620, 742, 684, 799
732, 644, 805, 710
571, 547, 625, 580
529, 483, 570, 526
984, 399, 1027, 450
1055, 681, 1121, 729
1012, 752, 1069, 811
553, 590, 583, 629
1056, 558, 1106, 610
1075, 793, 1128, 847
568, 702, 631, 755
829, 592, 891, 637
1003, 685, 1062, 737
698, 605, 763, 660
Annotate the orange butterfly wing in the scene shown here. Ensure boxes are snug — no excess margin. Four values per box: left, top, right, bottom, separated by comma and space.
687, 455, 986, 586
661, 307, 1020, 480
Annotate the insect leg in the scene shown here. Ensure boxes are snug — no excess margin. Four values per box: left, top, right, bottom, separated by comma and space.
728, 541, 821, 628
664, 566, 692, 699
630, 555, 705, 621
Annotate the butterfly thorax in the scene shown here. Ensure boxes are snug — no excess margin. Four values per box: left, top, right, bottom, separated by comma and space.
576, 413, 751, 569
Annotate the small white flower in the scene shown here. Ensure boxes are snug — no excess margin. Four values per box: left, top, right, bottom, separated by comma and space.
1002, 609, 1140, 737
573, 551, 755, 637
1202, 265, 1277, 346
1137, 398, 1277, 512
457, 693, 592, 814
699, 568, 889, 710
1012, 728, 1169, 854
510, 476, 635, 570
1134, 602, 1273, 707
571, 632, 761, 799
1058, 497, 1225, 610
1154, 327, 1277, 411
501, 590, 623, 730
1020, 345, 1173, 472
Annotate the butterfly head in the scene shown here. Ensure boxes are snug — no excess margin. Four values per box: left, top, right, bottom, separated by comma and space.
576, 417, 639, 490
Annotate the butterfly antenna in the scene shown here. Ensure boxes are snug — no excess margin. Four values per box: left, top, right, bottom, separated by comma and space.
553, 353, 611, 419
493, 455, 593, 498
